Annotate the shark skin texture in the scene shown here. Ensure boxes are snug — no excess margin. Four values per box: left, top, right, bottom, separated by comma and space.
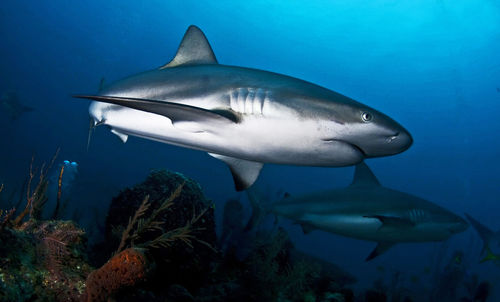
75, 25, 412, 191
248, 162, 468, 261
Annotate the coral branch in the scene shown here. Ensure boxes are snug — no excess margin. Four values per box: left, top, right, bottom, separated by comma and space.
0, 208, 15, 231
52, 164, 65, 219
13, 149, 59, 225
115, 195, 150, 254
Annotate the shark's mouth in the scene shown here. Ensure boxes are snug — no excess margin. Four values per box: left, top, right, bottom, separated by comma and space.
320, 138, 366, 166
322, 138, 367, 156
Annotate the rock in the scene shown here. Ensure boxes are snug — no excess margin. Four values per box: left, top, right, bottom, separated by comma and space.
97, 169, 217, 292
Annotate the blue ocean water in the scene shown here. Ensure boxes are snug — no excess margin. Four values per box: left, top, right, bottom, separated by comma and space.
1, 0, 499, 299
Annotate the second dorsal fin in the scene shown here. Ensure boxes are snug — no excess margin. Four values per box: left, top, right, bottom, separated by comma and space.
160, 25, 217, 69
351, 162, 381, 187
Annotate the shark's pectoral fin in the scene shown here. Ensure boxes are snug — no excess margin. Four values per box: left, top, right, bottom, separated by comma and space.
160, 25, 217, 68
366, 242, 395, 261
365, 215, 415, 229
110, 128, 128, 143
208, 153, 263, 191
73, 95, 240, 128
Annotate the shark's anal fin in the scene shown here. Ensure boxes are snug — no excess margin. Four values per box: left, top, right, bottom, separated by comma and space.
366, 242, 395, 261
208, 153, 263, 191
351, 162, 381, 187
73, 95, 240, 127
160, 25, 217, 68
365, 215, 415, 229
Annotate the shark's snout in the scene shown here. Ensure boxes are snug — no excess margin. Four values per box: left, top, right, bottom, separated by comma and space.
385, 127, 413, 155
355, 125, 413, 158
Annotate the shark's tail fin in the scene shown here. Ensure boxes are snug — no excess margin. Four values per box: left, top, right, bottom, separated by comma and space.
465, 213, 494, 254
244, 186, 275, 232
480, 246, 498, 263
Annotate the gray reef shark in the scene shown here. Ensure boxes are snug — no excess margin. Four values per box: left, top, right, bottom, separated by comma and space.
0, 92, 33, 121
75, 25, 412, 190
248, 162, 468, 260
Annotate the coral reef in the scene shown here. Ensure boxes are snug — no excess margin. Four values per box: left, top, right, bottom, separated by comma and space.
92, 169, 217, 295
83, 247, 155, 302
1, 167, 358, 302
0, 220, 91, 302
196, 228, 355, 302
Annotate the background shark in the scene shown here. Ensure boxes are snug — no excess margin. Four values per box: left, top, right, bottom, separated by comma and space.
248, 162, 468, 260
75, 25, 412, 191
0, 92, 33, 121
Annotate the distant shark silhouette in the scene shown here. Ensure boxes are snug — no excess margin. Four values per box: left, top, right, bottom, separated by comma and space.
248, 162, 469, 261
75, 25, 412, 191
0, 92, 33, 121
465, 213, 500, 262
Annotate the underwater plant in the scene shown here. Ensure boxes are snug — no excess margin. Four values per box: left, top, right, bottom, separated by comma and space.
83, 173, 216, 302
0, 150, 59, 230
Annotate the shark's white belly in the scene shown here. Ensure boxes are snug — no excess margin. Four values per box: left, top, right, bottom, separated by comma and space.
303, 214, 452, 243
303, 214, 383, 241
95, 103, 363, 166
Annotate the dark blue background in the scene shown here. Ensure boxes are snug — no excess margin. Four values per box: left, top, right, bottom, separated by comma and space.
1, 0, 499, 294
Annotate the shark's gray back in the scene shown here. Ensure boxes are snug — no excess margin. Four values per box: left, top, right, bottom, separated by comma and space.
101, 64, 369, 120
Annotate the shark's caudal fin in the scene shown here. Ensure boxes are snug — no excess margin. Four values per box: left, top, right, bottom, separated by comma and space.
351, 162, 381, 187
480, 246, 499, 263
209, 153, 263, 191
366, 242, 395, 261
160, 25, 217, 69
465, 213, 496, 254
244, 186, 275, 231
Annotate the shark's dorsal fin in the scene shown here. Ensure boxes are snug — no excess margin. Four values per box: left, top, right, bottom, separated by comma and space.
160, 25, 217, 69
366, 242, 395, 261
351, 162, 380, 187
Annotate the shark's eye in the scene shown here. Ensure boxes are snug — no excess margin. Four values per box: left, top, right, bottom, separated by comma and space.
362, 112, 372, 122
